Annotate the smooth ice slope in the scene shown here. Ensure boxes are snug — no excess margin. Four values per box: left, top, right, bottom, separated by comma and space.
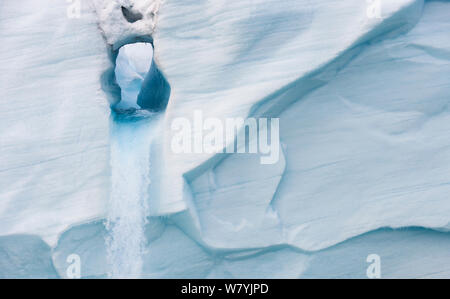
0, 235, 58, 278
0, 0, 110, 246
181, 0, 450, 251
153, 0, 426, 215
274, 1, 450, 250
147, 0, 450, 251
52, 220, 450, 278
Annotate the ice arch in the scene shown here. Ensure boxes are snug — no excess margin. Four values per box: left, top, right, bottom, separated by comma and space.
113, 42, 170, 112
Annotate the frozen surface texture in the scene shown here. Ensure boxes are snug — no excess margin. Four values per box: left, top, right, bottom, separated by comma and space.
1, 0, 450, 278
0, 0, 110, 247
114, 42, 153, 110
93, 0, 163, 49
154, 0, 426, 215
151, 0, 450, 252
0, 235, 58, 278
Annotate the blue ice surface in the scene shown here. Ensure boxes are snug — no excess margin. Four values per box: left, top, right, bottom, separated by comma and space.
113, 42, 170, 113
113, 42, 153, 111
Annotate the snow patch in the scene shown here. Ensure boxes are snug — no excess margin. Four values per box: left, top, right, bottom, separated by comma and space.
93, 0, 164, 49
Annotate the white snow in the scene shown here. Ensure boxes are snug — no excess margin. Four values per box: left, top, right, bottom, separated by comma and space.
0, 0, 110, 246
93, 0, 163, 49
153, 0, 425, 215
1, 0, 450, 278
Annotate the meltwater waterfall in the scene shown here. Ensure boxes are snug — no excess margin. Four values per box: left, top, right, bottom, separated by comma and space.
107, 114, 153, 278
106, 43, 155, 278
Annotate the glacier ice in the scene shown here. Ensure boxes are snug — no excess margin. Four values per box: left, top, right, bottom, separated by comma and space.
113, 42, 153, 110
0, 235, 58, 279
0, 0, 450, 278
53, 221, 108, 279
0, 0, 110, 246
113, 42, 170, 112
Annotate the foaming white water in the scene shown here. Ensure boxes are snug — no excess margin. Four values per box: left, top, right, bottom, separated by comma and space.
106, 42, 155, 278
107, 114, 154, 278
